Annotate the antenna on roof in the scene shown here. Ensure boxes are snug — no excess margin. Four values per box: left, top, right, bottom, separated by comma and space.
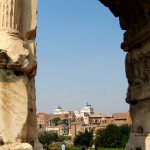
58, 105, 62, 109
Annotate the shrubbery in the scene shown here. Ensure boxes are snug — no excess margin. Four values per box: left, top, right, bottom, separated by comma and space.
38, 132, 59, 144
73, 129, 93, 147
94, 124, 130, 148
39, 124, 130, 148
59, 135, 71, 142
38, 132, 71, 145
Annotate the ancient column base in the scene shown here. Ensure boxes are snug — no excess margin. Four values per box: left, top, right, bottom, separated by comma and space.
0, 141, 43, 150
0, 143, 33, 150
125, 133, 150, 150
27, 140, 43, 150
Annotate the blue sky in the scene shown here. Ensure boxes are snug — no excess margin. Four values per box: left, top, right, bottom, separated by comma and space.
36, 0, 129, 115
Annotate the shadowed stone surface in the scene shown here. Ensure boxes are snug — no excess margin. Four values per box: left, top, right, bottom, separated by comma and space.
99, 0, 150, 149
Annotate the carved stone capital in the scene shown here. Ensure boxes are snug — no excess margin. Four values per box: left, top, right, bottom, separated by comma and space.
0, 28, 36, 74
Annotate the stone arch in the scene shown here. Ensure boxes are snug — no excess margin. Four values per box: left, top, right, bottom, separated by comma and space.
100, 0, 150, 149
0, 0, 150, 150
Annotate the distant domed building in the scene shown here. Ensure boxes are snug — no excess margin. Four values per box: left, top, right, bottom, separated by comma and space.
74, 103, 94, 118
53, 105, 69, 115
80, 102, 94, 117
53, 105, 64, 114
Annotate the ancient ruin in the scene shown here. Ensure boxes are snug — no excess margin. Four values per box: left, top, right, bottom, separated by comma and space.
0, 0, 150, 150
0, 0, 42, 150
99, 0, 150, 149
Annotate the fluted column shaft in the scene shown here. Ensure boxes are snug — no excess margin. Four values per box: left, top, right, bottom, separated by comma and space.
0, 0, 22, 31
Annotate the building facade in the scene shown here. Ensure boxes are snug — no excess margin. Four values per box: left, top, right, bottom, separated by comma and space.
37, 112, 49, 130
37, 106, 132, 140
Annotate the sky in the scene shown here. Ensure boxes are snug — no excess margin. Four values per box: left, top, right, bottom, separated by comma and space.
36, 0, 129, 116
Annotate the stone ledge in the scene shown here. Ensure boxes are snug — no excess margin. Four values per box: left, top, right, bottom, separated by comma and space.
121, 25, 150, 51
126, 82, 150, 103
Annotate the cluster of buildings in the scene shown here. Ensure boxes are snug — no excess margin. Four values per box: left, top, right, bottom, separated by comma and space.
36, 103, 131, 139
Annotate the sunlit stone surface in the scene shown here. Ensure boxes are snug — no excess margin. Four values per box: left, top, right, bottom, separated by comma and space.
0, 0, 42, 149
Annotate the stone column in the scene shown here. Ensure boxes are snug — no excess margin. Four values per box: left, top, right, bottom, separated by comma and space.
123, 26, 150, 150
99, 0, 150, 149
0, 0, 22, 30
0, 0, 41, 150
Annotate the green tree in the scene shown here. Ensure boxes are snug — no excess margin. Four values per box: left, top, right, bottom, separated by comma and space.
118, 124, 131, 148
38, 132, 59, 144
52, 117, 61, 126
94, 124, 130, 148
94, 128, 105, 147
62, 119, 69, 125
73, 129, 93, 147
58, 135, 71, 142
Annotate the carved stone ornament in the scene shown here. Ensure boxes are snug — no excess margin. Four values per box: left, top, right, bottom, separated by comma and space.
125, 40, 150, 103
